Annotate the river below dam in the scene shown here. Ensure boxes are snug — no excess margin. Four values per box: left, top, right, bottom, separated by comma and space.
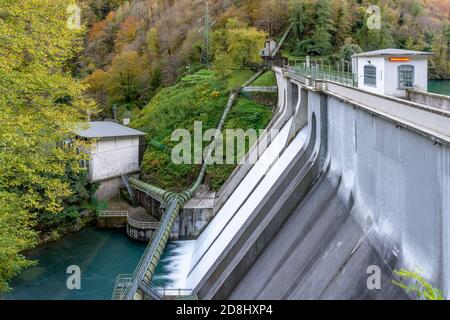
1, 227, 191, 300
428, 80, 450, 96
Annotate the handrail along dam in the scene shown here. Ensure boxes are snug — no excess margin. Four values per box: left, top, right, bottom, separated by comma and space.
122, 62, 450, 300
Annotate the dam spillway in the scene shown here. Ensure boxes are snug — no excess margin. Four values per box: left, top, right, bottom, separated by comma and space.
134, 65, 450, 300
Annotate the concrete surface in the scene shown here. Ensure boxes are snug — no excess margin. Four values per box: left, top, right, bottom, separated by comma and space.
407, 89, 450, 112
191, 68, 450, 299
171, 191, 216, 240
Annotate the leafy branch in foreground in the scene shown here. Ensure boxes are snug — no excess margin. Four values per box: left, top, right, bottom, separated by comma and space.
0, 0, 96, 292
392, 269, 444, 300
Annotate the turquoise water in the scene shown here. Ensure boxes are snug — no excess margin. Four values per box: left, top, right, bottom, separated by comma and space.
1, 227, 176, 300
428, 80, 450, 96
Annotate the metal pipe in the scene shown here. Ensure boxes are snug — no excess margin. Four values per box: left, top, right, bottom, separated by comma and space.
128, 177, 174, 203
189, 90, 239, 195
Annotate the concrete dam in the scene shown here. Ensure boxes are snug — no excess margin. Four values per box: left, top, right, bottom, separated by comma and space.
177, 65, 450, 300
115, 61, 450, 300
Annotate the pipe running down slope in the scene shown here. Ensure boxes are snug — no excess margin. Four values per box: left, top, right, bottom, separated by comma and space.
118, 67, 281, 299
126, 91, 240, 300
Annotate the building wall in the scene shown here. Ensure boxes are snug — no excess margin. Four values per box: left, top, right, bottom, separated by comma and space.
355, 56, 428, 97
94, 173, 141, 200
384, 57, 428, 97
89, 136, 140, 182
355, 57, 385, 95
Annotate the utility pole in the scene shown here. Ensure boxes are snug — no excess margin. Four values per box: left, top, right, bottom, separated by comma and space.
201, 1, 211, 66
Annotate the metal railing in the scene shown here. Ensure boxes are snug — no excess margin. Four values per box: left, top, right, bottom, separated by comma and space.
98, 210, 128, 218
127, 218, 159, 230
112, 197, 179, 300
98, 210, 159, 230
139, 280, 194, 300
111, 275, 133, 300
288, 57, 357, 87
241, 86, 278, 93
139, 280, 164, 300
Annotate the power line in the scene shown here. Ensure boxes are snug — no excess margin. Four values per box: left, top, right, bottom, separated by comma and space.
201, 1, 212, 65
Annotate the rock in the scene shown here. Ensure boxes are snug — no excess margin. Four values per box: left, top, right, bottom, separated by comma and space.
80, 209, 92, 218
72, 218, 83, 232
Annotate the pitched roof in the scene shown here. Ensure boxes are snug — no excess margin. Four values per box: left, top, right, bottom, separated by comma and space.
352, 48, 434, 58
75, 121, 146, 138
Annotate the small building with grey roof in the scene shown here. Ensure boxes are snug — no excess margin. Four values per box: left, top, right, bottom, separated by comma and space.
76, 121, 146, 199
352, 49, 434, 97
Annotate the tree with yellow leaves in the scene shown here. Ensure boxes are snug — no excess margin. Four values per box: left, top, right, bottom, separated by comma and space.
212, 18, 267, 69
0, 0, 96, 292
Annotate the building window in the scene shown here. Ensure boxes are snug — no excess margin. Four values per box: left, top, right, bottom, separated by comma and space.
398, 65, 414, 88
364, 65, 377, 87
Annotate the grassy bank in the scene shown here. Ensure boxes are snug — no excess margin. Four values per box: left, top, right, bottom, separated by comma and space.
132, 69, 273, 191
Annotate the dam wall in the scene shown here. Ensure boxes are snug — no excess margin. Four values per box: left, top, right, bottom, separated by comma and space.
324, 90, 450, 296
288, 75, 450, 297
407, 89, 450, 112
193, 68, 450, 299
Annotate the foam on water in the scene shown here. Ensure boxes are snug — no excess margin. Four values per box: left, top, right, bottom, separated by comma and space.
152, 240, 195, 289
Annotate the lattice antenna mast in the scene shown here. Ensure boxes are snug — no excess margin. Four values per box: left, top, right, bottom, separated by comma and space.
201, 1, 211, 65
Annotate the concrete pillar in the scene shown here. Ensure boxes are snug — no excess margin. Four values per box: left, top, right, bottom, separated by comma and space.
288, 85, 309, 143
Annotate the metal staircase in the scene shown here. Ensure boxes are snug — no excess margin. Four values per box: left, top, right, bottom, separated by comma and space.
111, 197, 179, 300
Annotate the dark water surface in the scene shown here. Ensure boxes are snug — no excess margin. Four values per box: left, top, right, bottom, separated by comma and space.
428, 80, 450, 96
2, 227, 175, 300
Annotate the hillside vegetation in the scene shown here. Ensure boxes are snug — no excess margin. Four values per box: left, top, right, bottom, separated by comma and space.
78, 0, 449, 189
79, 0, 450, 120
132, 69, 273, 190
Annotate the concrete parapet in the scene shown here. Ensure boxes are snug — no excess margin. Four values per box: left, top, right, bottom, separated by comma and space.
407, 89, 450, 112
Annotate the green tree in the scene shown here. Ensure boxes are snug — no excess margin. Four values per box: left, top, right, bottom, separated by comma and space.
308, 0, 333, 56
310, 26, 333, 55
213, 52, 234, 79
291, 1, 307, 41
378, 26, 395, 48
339, 39, 363, 61
410, 0, 424, 22
333, 0, 352, 48
445, 24, 450, 53
212, 19, 267, 68
147, 27, 161, 68
106, 51, 147, 106
315, 0, 334, 32
0, 0, 95, 292
0, 193, 37, 292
